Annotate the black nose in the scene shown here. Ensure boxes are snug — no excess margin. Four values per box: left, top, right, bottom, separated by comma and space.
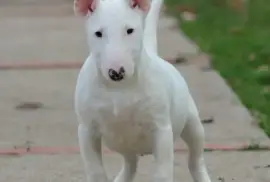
108, 67, 125, 81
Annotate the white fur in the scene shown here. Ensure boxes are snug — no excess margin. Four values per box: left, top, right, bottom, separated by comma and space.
74, 0, 212, 182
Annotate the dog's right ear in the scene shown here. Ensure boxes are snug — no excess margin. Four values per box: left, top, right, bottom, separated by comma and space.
129, 0, 150, 12
74, 0, 99, 16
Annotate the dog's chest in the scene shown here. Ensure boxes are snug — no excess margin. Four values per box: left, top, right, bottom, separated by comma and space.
93, 94, 157, 154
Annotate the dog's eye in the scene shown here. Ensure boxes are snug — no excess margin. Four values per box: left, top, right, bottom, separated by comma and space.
127, 28, 134, 35
95, 31, 103, 38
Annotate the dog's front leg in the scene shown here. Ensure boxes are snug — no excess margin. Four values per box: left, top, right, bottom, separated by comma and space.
114, 154, 138, 182
78, 123, 108, 182
153, 123, 174, 182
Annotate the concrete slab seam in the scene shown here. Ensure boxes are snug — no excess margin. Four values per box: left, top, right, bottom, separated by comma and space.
0, 144, 270, 156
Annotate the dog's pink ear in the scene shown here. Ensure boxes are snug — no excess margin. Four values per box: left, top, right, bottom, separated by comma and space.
74, 0, 98, 16
129, 0, 150, 12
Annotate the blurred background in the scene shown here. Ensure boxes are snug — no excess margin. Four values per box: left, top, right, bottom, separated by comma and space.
0, 0, 88, 63
166, 0, 270, 136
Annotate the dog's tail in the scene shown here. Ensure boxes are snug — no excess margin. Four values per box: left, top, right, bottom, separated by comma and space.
143, 0, 164, 55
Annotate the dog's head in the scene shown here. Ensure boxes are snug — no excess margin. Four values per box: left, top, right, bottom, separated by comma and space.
74, 0, 150, 82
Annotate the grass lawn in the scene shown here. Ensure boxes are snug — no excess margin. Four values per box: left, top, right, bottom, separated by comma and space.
165, 0, 270, 136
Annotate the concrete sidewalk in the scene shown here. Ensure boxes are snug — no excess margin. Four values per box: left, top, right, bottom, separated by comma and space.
0, 1, 269, 182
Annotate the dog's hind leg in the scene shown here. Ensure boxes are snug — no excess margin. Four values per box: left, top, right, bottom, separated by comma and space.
113, 154, 138, 182
180, 101, 212, 182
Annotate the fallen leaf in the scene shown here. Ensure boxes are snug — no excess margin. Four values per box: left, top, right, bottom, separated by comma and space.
248, 53, 256, 61
261, 86, 270, 94
15, 101, 44, 110
218, 176, 225, 182
181, 11, 197, 22
201, 117, 214, 124
228, 26, 244, 35
174, 57, 187, 64
254, 164, 270, 169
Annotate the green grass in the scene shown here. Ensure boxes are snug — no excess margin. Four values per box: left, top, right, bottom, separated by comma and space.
165, 0, 270, 136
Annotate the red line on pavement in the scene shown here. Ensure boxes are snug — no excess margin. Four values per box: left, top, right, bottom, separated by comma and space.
0, 59, 175, 70
0, 62, 84, 70
1, 144, 269, 156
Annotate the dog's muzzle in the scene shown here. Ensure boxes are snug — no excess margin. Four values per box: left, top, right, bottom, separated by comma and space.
108, 67, 125, 81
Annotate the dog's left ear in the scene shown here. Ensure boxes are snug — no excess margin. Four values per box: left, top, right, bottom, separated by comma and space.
129, 0, 150, 12
74, 0, 99, 16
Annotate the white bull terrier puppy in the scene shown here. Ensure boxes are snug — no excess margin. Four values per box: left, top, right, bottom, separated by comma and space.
74, 0, 212, 182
